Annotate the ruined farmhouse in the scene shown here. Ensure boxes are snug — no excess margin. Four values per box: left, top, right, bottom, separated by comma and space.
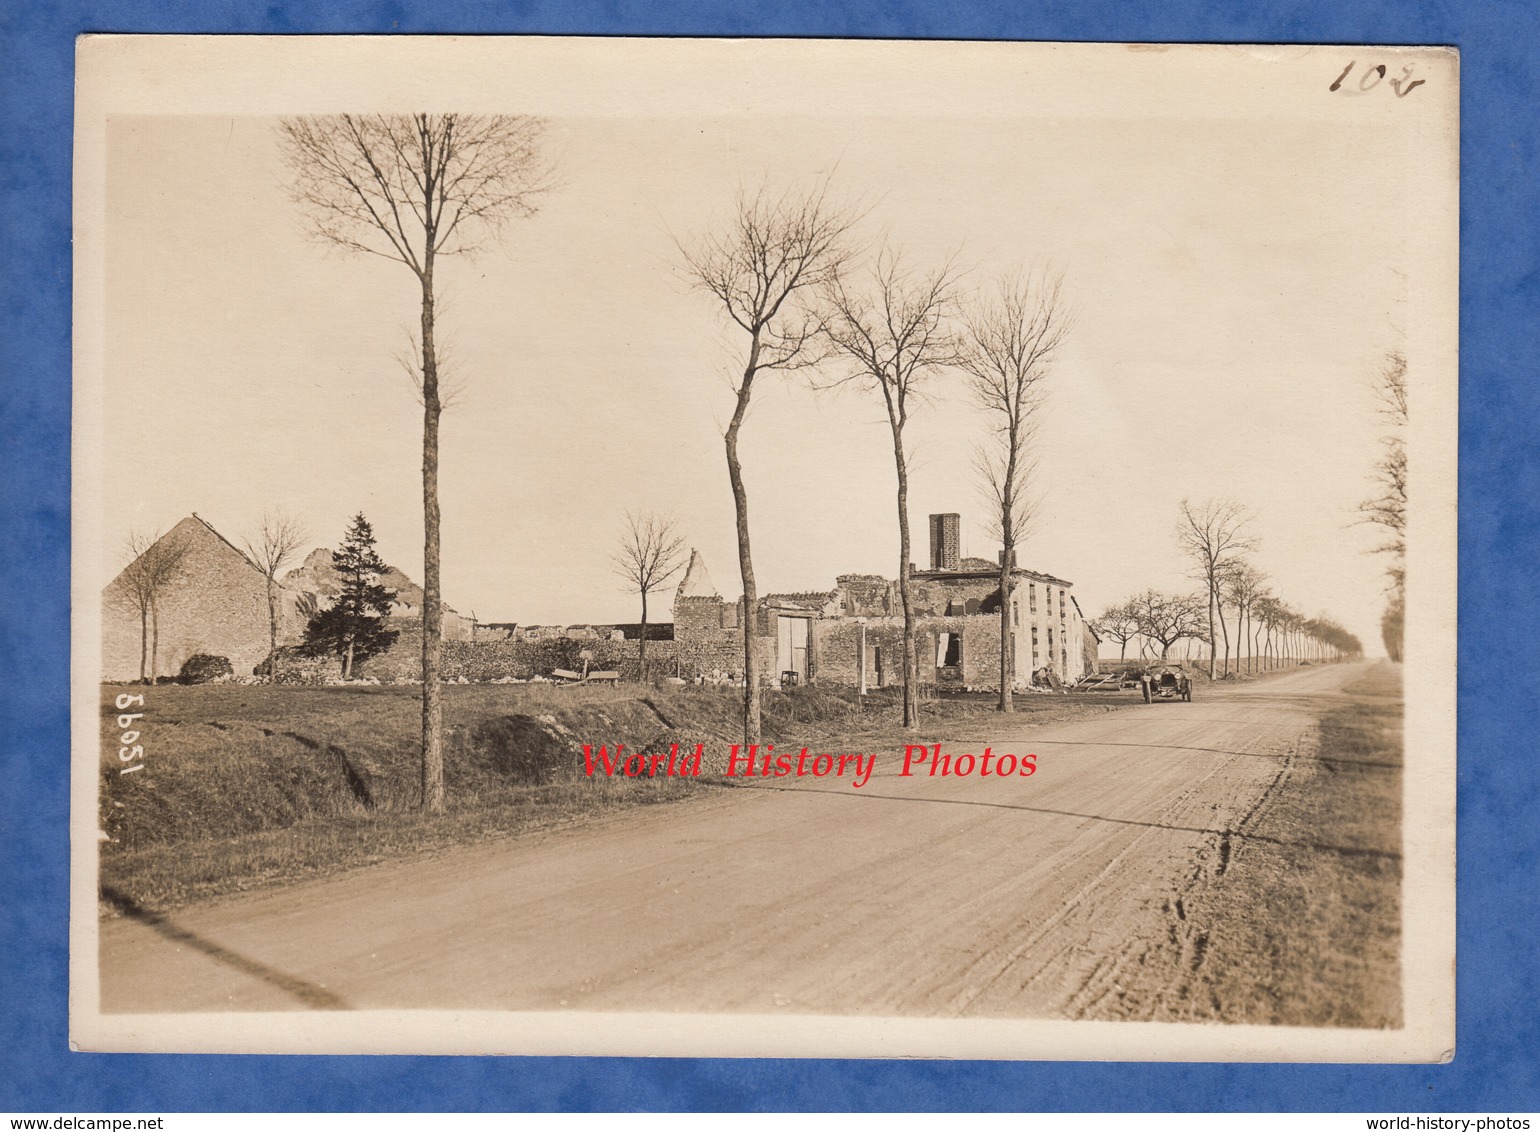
102, 514, 473, 682
674, 513, 1096, 691
283, 547, 476, 640
102, 513, 307, 682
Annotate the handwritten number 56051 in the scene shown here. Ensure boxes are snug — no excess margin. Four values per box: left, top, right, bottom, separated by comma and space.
1330, 61, 1424, 97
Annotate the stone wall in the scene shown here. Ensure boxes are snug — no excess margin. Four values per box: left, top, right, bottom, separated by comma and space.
352, 628, 681, 683
674, 594, 741, 631
810, 618, 910, 688
906, 574, 1003, 616
835, 574, 894, 617
672, 593, 773, 682
810, 614, 1015, 690
936, 614, 1006, 688
673, 624, 750, 681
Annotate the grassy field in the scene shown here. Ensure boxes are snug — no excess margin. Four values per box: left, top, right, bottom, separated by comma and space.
99, 679, 1125, 913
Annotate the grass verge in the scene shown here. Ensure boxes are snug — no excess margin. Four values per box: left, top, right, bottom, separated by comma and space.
1095, 661, 1403, 1027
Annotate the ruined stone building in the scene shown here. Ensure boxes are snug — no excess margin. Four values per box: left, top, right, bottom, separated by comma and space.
102, 513, 306, 682
672, 513, 1096, 690
285, 547, 476, 643
102, 513, 474, 682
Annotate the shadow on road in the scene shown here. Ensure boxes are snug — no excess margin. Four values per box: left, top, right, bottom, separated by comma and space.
1027, 738, 1291, 761
100, 886, 348, 1010
1025, 738, 1400, 770
714, 781, 1400, 862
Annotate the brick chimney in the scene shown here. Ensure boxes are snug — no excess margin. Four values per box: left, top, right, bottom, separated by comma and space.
929, 513, 960, 571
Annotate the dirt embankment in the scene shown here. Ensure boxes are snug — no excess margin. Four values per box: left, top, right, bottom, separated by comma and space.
98, 680, 1124, 913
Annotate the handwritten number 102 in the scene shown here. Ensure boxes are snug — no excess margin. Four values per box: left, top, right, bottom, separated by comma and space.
1330, 61, 1425, 97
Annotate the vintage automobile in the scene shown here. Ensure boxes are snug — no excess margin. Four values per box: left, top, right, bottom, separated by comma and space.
1140, 663, 1193, 703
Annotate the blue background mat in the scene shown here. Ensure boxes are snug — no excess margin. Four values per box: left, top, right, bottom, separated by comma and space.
4, 1, 1537, 1113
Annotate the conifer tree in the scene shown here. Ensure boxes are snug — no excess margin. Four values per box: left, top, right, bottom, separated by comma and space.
301, 514, 399, 678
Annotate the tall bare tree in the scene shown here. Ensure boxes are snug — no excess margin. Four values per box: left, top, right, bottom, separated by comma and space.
1223, 561, 1267, 675
241, 508, 308, 678
1357, 350, 1409, 660
611, 510, 688, 677
821, 246, 962, 729
1177, 498, 1258, 680
114, 529, 191, 684
959, 268, 1073, 711
1252, 594, 1283, 670
278, 114, 552, 812
678, 178, 858, 747
1245, 578, 1274, 673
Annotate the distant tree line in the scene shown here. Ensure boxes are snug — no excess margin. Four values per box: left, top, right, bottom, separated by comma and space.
1095, 497, 1363, 673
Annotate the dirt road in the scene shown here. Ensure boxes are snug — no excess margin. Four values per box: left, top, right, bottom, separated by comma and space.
98, 662, 1371, 1017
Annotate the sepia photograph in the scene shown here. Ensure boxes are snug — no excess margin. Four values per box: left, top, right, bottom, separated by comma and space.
70, 36, 1458, 1060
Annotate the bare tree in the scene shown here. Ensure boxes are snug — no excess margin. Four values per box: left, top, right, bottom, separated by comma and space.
611, 510, 687, 677
1275, 602, 1304, 666
1357, 350, 1409, 562
278, 114, 553, 812
1177, 498, 1258, 680
678, 178, 859, 748
242, 508, 308, 678
821, 245, 963, 729
959, 268, 1073, 711
1094, 600, 1141, 663
1244, 578, 1274, 673
1252, 594, 1283, 670
1357, 350, 1409, 660
113, 529, 192, 684
1129, 589, 1207, 659
1223, 562, 1267, 675
1212, 558, 1243, 676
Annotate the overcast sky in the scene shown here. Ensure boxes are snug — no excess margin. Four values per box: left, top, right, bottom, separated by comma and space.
96, 49, 1436, 654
